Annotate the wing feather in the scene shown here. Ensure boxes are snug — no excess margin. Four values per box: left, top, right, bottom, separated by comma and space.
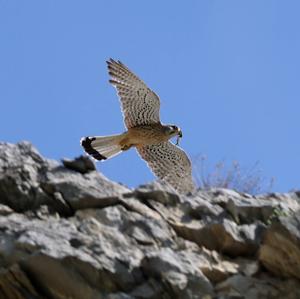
107, 59, 161, 129
136, 142, 195, 194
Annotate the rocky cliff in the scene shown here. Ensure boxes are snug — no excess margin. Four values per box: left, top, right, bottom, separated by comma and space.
0, 141, 300, 299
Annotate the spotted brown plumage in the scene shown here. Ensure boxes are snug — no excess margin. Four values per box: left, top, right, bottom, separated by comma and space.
107, 59, 161, 129
136, 142, 195, 194
80, 59, 195, 194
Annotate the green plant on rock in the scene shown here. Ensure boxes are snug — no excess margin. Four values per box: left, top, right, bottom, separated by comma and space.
266, 206, 289, 225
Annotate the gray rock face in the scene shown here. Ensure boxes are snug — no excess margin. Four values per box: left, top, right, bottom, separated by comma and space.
0, 141, 300, 299
0, 141, 129, 216
259, 210, 300, 279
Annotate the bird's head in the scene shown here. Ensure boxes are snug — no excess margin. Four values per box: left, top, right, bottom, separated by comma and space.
164, 125, 183, 145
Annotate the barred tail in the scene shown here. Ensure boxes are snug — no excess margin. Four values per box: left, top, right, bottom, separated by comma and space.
80, 134, 124, 161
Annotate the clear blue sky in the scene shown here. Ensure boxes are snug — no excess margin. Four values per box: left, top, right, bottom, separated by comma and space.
1, 1, 299, 192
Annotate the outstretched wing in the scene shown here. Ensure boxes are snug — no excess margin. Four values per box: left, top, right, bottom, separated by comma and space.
136, 142, 196, 194
107, 59, 161, 129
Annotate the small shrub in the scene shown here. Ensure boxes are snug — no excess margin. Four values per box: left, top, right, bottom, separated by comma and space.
193, 155, 274, 195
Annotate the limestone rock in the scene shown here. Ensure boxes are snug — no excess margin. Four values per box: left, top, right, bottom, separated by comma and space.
215, 274, 300, 299
42, 167, 129, 211
0, 141, 300, 299
0, 141, 57, 212
141, 248, 214, 298
259, 210, 300, 279
0, 264, 43, 299
62, 155, 96, 173
0, 142, 130, 215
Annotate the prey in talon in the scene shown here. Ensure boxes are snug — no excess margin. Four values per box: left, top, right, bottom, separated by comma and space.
176, 129, 183, 145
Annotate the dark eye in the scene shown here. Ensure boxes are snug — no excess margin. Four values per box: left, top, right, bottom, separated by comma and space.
172, 126, 178, 131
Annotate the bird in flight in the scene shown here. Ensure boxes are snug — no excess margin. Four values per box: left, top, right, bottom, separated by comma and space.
81, 59, 195, 193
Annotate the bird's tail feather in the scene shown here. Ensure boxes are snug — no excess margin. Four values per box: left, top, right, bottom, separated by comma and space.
80, 134, 124, 161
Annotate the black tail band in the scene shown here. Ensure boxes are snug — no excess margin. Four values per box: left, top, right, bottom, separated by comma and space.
80, 137, 107, 161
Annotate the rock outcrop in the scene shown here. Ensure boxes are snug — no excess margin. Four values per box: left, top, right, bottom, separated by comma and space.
0, 141, 300, 299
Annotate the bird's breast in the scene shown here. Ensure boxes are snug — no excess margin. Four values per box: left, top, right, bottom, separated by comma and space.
125, 125, 168, 146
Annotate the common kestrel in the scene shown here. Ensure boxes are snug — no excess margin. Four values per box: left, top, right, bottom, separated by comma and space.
81, 59, 195, 193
